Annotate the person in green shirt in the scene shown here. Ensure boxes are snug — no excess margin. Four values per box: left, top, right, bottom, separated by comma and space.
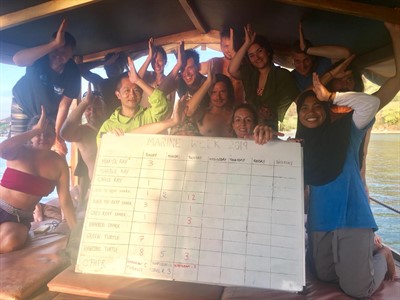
229, 24, 299, 131
97, 57, 169, 145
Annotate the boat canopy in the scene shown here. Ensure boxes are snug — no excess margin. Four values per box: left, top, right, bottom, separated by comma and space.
1, 0, 399, 81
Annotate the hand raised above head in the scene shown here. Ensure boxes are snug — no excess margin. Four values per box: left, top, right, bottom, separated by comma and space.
330, 54, 355, 79
176, 40, 185, 66
244, 24, 256, 46
298, 21, 306, 52
148, 37, 155, 59
32, 106, 49, 134
229, 28, 236, 56
53, 19, 67, 48
84, 82, 94, 105
127, 57, 139, 84
313, 73, 333, 102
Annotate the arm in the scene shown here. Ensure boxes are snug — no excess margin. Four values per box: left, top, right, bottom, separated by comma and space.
228, 25, 256, 79
57, 158, 77, 230
159, 41, 184, 95
78, 60, 104, 85
313, 73, 379, 129
332, 92, 379, 129
13, 20, 67, 66
129, 97, 183, 134
61, 83, 93, 142
299, 22, 351, 62
0, 106, 48, 160
185, 61, 214, 116
53, 96, 73, 156
319, 54, 355, 86
128, 56, 155, 96
138, 38, 154, 79
374, 22, 400, 110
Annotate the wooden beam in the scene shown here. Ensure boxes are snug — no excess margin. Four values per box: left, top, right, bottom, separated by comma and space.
274, 0, 400, 24
82, 30, 220, 62
178, 0, 209, 34
0, 0, 103, 31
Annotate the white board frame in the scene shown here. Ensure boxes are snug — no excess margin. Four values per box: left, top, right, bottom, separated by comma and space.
76, 134, 305, 292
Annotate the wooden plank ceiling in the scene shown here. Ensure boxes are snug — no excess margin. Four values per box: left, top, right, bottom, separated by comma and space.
0, 0, 399, 68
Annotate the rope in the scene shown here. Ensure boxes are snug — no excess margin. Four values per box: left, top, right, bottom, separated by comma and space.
370, 197, 400, 215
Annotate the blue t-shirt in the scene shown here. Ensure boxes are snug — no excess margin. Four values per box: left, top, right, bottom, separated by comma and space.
307, 119, 378, 232
12, 56, 81, 120
292, 57, 332, 91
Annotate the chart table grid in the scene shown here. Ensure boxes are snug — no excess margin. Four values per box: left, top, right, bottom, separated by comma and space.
76, 134, 305, 292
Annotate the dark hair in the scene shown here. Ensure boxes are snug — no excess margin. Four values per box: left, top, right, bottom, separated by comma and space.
210, 74, 235, 106
248, 35, 274, 61
152, 46, 167, 64
115, 73, 143, 94
220, 28, 230, 40
292, 39, 313, 54
104, 52, 128, 71
182, 49, 200, 69
27, 115, 56, 131
326, 60, 364, 93
51, 31, 76, 49
296, 90, 330, 120
231, 103, 259, 126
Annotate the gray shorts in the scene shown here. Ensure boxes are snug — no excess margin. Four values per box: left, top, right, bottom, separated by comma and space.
9, 97, 29, 137
310, 228, 387, 298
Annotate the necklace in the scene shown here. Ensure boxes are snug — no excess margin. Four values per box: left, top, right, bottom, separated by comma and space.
257, 87, 264, 96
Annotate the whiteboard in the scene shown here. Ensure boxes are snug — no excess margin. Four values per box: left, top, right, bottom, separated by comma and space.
76, 134, 305, 292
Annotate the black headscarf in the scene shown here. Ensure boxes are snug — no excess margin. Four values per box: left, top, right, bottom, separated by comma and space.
295, 90, 353, 186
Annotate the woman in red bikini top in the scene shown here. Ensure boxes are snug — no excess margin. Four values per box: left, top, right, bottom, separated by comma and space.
0, 106, 77, 253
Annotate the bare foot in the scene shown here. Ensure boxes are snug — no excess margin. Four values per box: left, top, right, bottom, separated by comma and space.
379, 246, 396, 281
33, 203, 43, 222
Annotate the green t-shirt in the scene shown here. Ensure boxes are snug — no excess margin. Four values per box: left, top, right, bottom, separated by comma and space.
97, 88, 168, 145
240, 64, 299, 129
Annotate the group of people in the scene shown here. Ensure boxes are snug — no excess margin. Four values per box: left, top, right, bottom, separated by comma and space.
0, 17, 399, 299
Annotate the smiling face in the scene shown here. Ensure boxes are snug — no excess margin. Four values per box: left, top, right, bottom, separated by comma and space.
220, 37, 233, 60
210, 82, 229, 108
115, 77, 143, 113
232, 107, 256, 138
247, 43, 270, 69
181, 57, 199, 87
49, 45, 73, 73
84, 95, 106, 128
298, 95, 327, 129
330, 74, 356, 92
292, 51, 314, 76
151, 52, 166, 74
30, 125, 56, 150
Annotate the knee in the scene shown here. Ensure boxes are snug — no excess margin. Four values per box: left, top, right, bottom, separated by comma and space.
0, 233, 27, 253
339, 279, 372, 299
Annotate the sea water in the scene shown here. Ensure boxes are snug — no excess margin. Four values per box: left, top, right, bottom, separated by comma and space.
0, 135, 399, 252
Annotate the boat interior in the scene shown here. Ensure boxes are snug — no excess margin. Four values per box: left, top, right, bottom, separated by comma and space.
0, 0, 399, 299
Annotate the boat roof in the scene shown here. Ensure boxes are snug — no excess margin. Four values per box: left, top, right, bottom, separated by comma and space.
1, 0, 399, 74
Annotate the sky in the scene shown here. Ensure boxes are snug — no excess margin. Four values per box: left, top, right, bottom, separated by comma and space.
0, 47, 223, 120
